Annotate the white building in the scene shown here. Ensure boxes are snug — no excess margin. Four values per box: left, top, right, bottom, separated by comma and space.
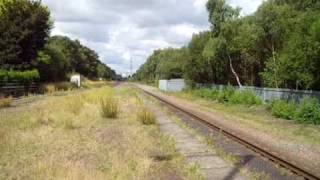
70, 75, 81, 87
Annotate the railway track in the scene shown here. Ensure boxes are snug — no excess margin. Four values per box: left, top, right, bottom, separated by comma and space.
139, 86, 320, 180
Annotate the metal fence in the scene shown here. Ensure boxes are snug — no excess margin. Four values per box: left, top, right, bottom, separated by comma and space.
0, 81, 38, 97
198, 84, 320, 102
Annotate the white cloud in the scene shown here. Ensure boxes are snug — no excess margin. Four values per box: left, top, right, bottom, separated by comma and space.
228, 0, 263, 15
43, 0, 263, 76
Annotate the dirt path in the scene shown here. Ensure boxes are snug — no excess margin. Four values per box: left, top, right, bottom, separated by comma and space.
144, 98, 246, 180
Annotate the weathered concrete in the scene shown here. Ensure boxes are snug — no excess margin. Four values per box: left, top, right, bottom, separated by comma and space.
149, 106, 246, 180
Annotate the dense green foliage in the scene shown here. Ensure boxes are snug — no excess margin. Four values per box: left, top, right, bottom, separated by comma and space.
0, 0, 51, 70
0, 69, 40, 83
134, 0, 320, 90
185, 87, 262, 106
134, 48, 187, 83
0, 0, 116, 82
271, 98, 320, 125
36, 36, 117, 81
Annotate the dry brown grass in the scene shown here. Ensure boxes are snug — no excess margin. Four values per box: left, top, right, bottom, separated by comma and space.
100, 97, 119, 118
0, 96, 12, 108
40, 82, 77, 94
136, 107, 156, 125
0, 86, 201, 179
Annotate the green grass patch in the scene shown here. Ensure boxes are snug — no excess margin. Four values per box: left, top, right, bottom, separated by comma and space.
185, 87, 262, 106
271, 98, 320, 125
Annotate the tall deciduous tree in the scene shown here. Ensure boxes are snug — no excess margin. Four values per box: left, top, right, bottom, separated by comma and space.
0, 0, 51, 70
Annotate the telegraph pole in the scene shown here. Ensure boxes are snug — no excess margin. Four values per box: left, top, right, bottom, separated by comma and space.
130, 57, 133, 76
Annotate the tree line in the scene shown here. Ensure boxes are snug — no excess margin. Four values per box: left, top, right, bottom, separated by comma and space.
0, 0, 117, 83
133, 0, 320, 90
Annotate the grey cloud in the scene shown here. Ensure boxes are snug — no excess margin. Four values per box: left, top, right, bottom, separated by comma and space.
43, 0, 262, 75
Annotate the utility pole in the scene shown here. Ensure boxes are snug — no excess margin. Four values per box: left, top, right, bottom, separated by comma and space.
130, 57, 133, 76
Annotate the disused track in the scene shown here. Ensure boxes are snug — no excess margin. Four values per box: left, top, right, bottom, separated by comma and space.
139, 87, 320, 180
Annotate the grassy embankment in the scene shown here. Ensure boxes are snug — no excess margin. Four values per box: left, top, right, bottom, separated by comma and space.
168, 88, 320, 148
0, 85, 202, 179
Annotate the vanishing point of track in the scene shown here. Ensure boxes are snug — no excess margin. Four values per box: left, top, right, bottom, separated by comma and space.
140, 87, 320, 180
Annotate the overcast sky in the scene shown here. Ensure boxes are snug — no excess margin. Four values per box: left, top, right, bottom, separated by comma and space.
42, 0, 263, 76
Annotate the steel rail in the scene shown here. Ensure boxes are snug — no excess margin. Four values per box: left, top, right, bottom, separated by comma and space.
140, 88, 320, 180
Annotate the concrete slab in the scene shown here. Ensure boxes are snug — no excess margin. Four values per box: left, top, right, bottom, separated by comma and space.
146, 101, 247, 180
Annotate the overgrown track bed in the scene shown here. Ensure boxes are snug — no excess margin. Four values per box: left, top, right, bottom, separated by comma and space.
139, 86, 320, 180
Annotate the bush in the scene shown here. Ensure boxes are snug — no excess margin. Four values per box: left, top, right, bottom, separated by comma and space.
41, 84, 56, 94
54, 82, 77, 91
101, 97, 119, 118
271, 100, 297, 120
193, 88, 219, 100
0, 69, 40, 84
229, 90, 262, 106
295, 98, 320, 125
217, 86, 235, 103
271, 98, 320, 125
0, 96, 12, 108
189, 87, 261, 105
40, 82, 77, 94
136, 107, 156, 125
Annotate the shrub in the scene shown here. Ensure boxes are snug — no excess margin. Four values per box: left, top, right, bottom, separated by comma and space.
0, 96, 12, 108
295, 98, 320, 125
0, 69, 40, 84
42, 84, 56, 94
40, 82, 77, 94
270, 98, 320, 125
101, 97, 119, 118
217, 86, 235, 103
271, 100, 297, 120
229, 90, 262, 106
54, 82, 77, 91
136, 107, 156, 125
193, 88, 219, 100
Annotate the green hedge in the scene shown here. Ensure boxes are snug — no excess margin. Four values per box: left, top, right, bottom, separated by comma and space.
271, 98, 320, 125
0, 69, 40, 84
188, 87, 262, 106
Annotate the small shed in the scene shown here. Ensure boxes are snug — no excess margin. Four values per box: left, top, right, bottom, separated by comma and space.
159, 79, 186, 92
70, 75, 81, 87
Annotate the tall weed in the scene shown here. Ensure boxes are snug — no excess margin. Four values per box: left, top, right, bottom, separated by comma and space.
101, 97, 119, 118
136, 107, 156, 125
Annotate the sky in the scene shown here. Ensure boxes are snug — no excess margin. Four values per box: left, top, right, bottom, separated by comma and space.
42, 0, 263, 76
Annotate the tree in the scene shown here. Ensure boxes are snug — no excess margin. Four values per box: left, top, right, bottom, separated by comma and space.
35, 36, 116, 82
135, 0, 320, 90
0, 0, 51, 70
206, 0, 243, 87
184, 32, 212, 86
256, 2, 297, 88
